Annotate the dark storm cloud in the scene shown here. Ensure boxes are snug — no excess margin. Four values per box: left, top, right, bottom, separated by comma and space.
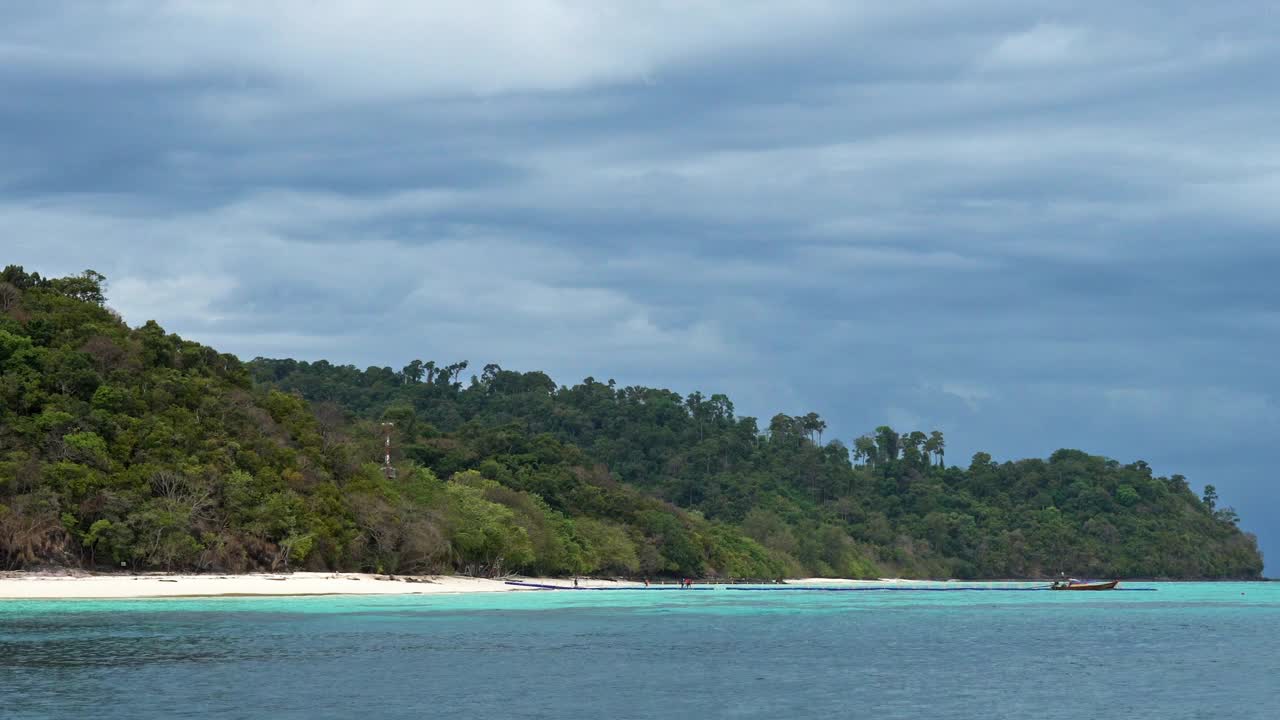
2, 1, 1277, 569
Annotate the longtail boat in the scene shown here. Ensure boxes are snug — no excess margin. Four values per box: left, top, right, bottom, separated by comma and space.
1050, 578, 1119, 591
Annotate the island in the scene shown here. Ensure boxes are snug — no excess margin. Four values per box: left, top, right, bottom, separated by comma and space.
0, 266, 1264, 591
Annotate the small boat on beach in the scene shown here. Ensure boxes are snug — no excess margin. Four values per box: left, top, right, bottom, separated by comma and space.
1050, 578, 1119, 591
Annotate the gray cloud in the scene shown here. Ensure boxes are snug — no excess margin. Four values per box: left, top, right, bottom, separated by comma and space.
3, 1, 1277, 570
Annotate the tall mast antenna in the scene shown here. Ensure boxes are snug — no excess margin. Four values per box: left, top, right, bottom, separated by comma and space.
380, 422, 397, 479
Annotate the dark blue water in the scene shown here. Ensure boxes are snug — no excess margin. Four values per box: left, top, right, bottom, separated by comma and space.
2, 583, 1277, 719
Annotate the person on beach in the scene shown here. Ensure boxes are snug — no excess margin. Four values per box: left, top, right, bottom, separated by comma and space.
573, 576, 579, 588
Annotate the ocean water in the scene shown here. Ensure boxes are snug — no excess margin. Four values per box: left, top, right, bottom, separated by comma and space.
2, 583, 1277, 719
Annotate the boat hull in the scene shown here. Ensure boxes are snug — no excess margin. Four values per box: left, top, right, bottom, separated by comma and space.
1050, 580, 1119, 591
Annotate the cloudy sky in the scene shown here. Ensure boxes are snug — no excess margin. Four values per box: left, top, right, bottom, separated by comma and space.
3, 1, 1276, 571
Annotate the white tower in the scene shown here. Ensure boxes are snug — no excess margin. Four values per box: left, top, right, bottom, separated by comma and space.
380, 422, 397, 479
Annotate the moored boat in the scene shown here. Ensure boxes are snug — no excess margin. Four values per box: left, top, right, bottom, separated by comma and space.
1050, 578, 1119, 591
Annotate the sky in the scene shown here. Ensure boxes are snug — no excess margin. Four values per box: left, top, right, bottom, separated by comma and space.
2, 1, 1276, 573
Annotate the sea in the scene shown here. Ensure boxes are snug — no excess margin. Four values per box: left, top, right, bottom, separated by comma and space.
2, 582, 1276, 719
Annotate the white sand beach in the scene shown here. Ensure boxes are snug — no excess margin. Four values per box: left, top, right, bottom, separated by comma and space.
0, 572, 644, 599
0, 573, 1028, 600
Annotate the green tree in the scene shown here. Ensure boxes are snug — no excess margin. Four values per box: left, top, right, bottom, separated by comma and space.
874, 426, 899, 463
1202, 484, 1218, 512
926, 430, 945, 467
402, 359, 425, 384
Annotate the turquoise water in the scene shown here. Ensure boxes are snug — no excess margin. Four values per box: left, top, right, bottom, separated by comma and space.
2, 583, 1277, 719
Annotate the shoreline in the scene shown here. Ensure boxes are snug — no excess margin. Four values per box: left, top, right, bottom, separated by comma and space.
0, 573, 998, 600
0, 572, 646, 600
0, 572, 1263, 600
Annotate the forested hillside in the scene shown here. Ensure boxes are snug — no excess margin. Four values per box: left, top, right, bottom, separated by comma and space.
0, 267, 785, 578
248, 357, 1264, 579
0, 267, 1264, 578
